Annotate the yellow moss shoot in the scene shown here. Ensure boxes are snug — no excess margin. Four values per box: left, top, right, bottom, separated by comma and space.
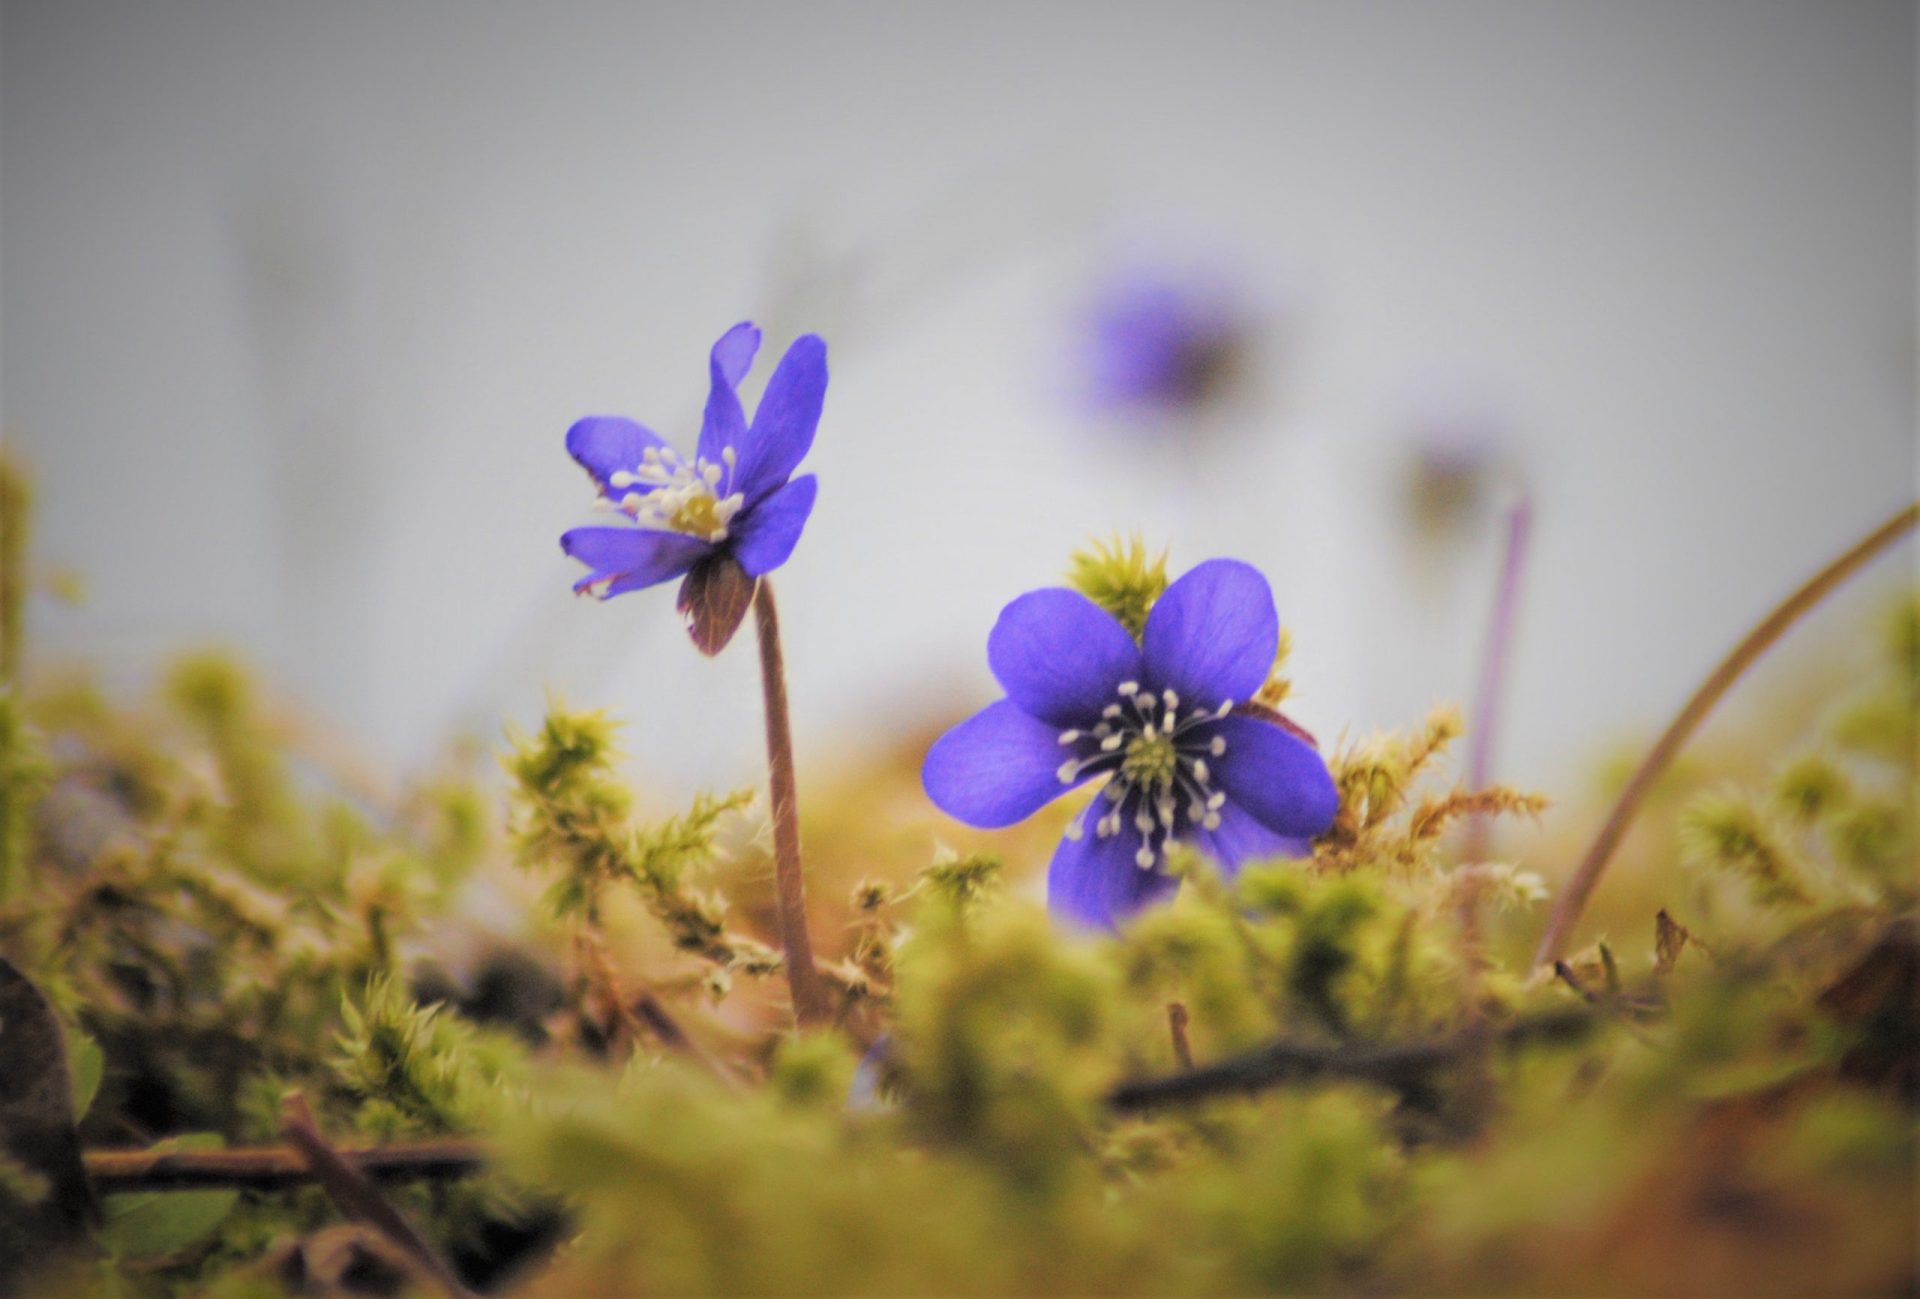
1066, 533, 1168, 638
1679, 791, 1811, 907
1772, 752, 1851, 825
1255, 627, 1295, 707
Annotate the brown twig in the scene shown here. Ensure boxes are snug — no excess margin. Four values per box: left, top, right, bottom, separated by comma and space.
1166, 1001, 1195, 1070
85, 1137, 488, 1192
752, 579, 830, 1028
1106, 1010, 1594, 1112
1532, 502, 1919, 969
574, 917, 743, 1086
279, 1095, 475, 1299
1552, 961, 1599, 1004
89, 1010, 1601, 1195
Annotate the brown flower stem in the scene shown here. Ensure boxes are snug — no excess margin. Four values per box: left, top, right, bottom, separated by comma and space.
751, 579, 830, 1028
1532, 501, 1919, 969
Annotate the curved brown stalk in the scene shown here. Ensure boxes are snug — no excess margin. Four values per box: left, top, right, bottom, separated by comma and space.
752, 579, 830, 1027
1532, 502, 1918, 968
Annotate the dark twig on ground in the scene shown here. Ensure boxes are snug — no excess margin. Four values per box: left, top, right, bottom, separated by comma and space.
84, 1136, 488, 1192
279, 1094, 475, 1299
1105, 1009, 1595, 1112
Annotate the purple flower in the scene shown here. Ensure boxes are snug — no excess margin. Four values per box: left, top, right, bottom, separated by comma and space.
1084, 272, 1248, 413
922, 560, 1339, 929
561, 322, 825, 650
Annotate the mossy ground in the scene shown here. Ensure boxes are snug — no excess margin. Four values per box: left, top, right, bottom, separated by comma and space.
0, 474, 1912, 1296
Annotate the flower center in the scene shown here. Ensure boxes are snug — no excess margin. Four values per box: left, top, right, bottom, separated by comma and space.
1120, 731, 1178, 787
607, 445, 745, 542
1055, 681, 1233, 871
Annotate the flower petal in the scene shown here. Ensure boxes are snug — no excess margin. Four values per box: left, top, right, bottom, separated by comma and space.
566, 416, 672, 498
1190, 799, 1312, 879
560, 526, 713, 597
987, 589, 1144, 729
732, 334, 827, 502
847, 1035, 894, 1113
729, 475, 817, 577
1208, 715, 1340, 839
922, 699, 1081, 828
696, 323, 760, 468
711, 320, 761, 387
1047, 799, 1179, 930
1141, 558, 1278, 709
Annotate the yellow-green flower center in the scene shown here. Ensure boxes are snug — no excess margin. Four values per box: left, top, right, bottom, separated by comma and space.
1120, 731, 1179, 786
669, 492, 727, 540
1055, 681, 1237, 870
608, 445, 745, 542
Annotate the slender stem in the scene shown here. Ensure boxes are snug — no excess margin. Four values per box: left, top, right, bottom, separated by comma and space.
1462, 496, 1532, 864
1532, 502, 1919, 968
86, 1138, 488, 1192
1456, 496, 1532, 974
280, 1095, 474, 1298
751, 579, 830, 1028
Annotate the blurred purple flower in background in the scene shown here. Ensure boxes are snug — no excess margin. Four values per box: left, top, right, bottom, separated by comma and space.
562, 322, 825, 601
922, 559, 1338, 929
1400, 390, 1513, 535
1082, 269, 1253, 415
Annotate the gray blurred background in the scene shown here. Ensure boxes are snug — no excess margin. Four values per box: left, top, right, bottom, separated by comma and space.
4, 0, 1914, 805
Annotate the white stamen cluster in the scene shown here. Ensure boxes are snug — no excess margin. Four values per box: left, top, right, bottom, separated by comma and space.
1057, 681, 1232, 870
603, 444, 744, 541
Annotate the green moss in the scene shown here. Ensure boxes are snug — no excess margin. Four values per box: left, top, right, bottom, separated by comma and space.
1065, 534, 1168, 638
1, 479, 1913, 1296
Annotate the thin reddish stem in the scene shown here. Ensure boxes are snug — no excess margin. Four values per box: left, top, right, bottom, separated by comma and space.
1532, 502, 1919, 969
1463, 496, 1532, 864
752, 579, 830, 1027
1456, 497, 1532, 975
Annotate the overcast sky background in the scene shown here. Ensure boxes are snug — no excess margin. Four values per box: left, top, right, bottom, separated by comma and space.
4, 1, 1914, 814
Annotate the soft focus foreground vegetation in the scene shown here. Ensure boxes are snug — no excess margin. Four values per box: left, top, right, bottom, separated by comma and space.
0, 488, 1913, 1295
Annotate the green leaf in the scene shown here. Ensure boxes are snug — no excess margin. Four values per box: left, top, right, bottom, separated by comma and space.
67, 1032, 102, 1122
99, 1134, 238, 1259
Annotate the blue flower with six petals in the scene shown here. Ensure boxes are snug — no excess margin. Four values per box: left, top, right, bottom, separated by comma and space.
922, 560, 1338, 929
562, 321, 825, 605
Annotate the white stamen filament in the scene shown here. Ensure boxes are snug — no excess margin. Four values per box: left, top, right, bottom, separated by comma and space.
598, 444, 743, 541
1054, 680, 1241, 873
